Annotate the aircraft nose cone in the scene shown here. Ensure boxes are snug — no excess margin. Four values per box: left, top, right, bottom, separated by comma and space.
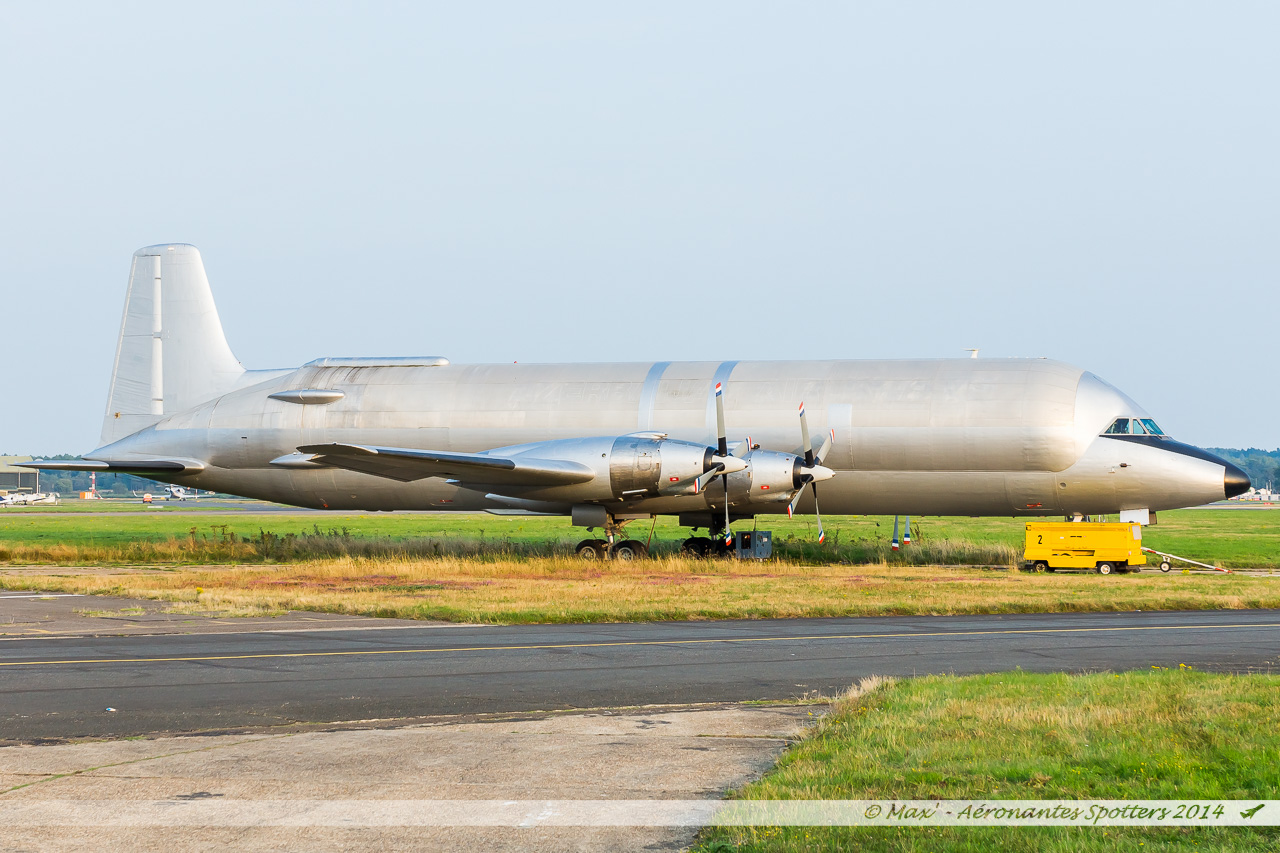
1224, 462, 1251, 499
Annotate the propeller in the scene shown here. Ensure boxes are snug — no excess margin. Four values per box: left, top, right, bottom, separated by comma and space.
691, 382, 742, 546
786, 401, 836, 543
692, 386, 748, 493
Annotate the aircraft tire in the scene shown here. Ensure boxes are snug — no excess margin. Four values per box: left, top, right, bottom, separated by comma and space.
680, 537, 713, 558
1096, 562, 1114, 575
610, 540, 649, 561
575, 539, 608, 560
1160, 561, 1172, 573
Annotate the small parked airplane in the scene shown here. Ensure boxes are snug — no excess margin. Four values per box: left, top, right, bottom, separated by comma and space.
0, 492, 60, 507
24, 245, 1249, 557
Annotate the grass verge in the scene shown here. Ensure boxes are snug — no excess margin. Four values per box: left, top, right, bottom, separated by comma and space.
695, 669, 1280, 852
2, 556, 1278, 623
1, 508, 1277, 568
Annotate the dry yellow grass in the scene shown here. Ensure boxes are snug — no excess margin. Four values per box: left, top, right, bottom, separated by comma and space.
4, 555, 1278, 623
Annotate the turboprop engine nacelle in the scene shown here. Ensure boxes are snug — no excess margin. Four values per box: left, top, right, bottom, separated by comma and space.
699, 450, 803, 508
701, 450, 837, 510
609, 434, 716, 498
473, 433, 722, 503
736, 450, 806, 504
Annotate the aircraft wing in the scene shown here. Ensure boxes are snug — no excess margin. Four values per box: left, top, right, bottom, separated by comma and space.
295, 443, 596, 486
19, 458, 205, 474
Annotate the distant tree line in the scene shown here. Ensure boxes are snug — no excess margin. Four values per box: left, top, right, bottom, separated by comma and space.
1205, 448, 1280, 490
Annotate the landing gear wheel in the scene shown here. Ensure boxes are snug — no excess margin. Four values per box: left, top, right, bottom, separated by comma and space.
1160, 560, 1172, 573
1033, 561, 1049, 573
680, 537, 713, 558
610, 540, 649, 561
575, 539, 608, 560
1096, 562, 1114, 575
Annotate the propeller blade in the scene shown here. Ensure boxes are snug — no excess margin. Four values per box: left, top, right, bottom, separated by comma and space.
814, 428, 835, 465
714, 382, 728, 458
813, 482, 825, 544
798, 402, 814, 466
787, 480, 808, 517
712, 381, 735, 547
723, 474, 732, 546
732, 436, 752, 458
693, 466, 720, 494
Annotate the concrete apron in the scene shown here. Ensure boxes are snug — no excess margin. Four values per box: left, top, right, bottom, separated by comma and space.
0, 704, 815, 852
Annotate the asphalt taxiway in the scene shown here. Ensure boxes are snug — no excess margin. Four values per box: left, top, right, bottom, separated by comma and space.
3, 601, 1278, 742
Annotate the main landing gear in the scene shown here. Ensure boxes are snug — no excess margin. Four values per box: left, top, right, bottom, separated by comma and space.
573, 538, 650, 560
679, 536, 714, 557
679, 516, 733, 558
574, 539, 608, 560
574, 514, 651, 560
573, 513, 739, 560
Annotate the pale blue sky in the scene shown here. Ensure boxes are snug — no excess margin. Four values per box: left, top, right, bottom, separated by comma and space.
2, 2, 1276, 453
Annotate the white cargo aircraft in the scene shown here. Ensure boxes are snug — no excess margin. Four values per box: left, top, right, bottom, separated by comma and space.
25, 245, 1249, 557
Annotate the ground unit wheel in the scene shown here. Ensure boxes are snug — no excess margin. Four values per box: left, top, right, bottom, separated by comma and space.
610, 540, 649, 561
1096, 562, 1114, 575
1160, 560, 1172, 573
1032, 561, 1049, 573
575, 539, 608, 560
680, 537, 713, 557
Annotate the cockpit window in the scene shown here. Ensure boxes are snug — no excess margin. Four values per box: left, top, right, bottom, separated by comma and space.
1103, 416, 1168, 436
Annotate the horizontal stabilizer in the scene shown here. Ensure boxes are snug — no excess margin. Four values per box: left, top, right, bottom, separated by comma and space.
295, 443, 595, 486
20, 458, 205, 474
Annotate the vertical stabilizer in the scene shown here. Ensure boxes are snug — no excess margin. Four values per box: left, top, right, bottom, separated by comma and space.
101, 244, 245, 445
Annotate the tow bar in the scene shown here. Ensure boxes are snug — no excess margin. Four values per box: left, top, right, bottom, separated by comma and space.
1141, 547, 1230, 573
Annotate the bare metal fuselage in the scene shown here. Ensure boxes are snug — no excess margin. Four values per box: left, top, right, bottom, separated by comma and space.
34, 244, 1243, 526
103, 356, 1235, 519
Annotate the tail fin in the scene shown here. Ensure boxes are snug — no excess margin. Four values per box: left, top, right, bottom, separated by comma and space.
100, 244, 245, 445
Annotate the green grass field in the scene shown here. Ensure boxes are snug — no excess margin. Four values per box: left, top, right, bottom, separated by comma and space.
2, 503, 1277, 624
1, 504, 1277, 568
695, 670, 1280, 852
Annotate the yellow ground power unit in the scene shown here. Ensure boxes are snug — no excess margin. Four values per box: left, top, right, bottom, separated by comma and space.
1023, 522, 1147, 574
